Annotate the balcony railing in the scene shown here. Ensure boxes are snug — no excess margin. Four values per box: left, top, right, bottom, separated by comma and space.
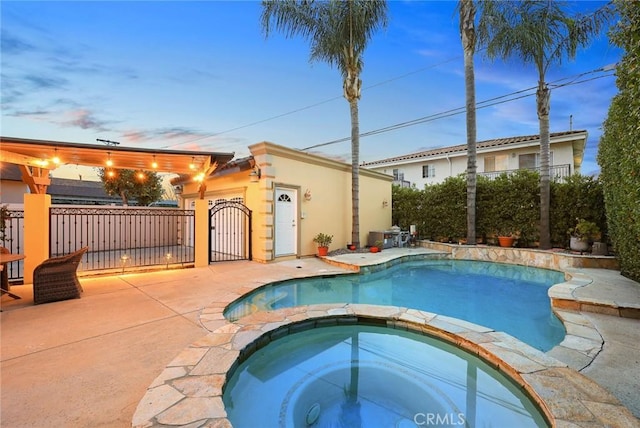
479, 164, 571, 181
392, 179, 412, 188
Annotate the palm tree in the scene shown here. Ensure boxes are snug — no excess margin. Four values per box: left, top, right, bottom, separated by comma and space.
460, 0, 477, 245
477, 0, 612, 249
261, 0, 388, 249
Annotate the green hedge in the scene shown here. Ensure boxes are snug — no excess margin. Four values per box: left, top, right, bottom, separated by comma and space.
597, 0, 640, 281
392, 172, 606, 248
550, 175, 607, 248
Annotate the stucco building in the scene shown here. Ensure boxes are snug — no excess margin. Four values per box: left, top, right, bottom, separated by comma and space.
173, 141, 393, 263
362, 130, 587, 188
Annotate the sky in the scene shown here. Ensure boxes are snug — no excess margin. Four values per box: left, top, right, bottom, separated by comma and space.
1, 1, 622, 180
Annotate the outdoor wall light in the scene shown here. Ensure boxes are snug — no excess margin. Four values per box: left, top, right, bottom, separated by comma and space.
120, 254, 130, 273
382, 198, 389, 208
249, 166, 261, 183
304, 189, 312, 201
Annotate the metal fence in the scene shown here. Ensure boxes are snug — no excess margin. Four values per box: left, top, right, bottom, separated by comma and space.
50, 206, 195, 272
1, 209, 25, 282
479, 164, 571, 181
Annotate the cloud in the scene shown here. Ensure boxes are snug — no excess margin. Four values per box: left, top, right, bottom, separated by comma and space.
10, 107, 111, 132
0, 76, 24, 106
0, 30, 34, 54
24, 74, 67, 90
119, 127, 249, 155
9, 109, 51, 119
122, 127, 206, 144
61, 109, 110, 131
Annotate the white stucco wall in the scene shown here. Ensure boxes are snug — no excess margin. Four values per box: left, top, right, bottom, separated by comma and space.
367, 139, 579, 188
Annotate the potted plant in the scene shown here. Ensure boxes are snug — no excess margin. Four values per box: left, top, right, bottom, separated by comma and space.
496, 228, 516, 248
370, 240, 383, 253
568, 219, 600, 252
313, 233, 333, 256
0, 205, 8, 242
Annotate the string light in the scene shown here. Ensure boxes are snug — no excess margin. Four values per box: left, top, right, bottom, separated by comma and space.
52, 148, 60, 165
151, 155, 158, 169
189, 157, 196, 170
107, 170, 116, 178
137, 171, 146, 181
106, 152, 113, 167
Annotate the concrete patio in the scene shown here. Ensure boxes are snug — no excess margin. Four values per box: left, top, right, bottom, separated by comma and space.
1, 248, 639, 427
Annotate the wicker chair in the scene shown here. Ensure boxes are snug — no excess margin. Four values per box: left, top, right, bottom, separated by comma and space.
33, 247, 89, 305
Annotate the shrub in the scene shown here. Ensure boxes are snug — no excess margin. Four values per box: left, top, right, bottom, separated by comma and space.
422, 176, 466, 242
392, 185, 426, 235
392, 172, 609, 250
550, 175, 606, 247
597, 0, 640, 281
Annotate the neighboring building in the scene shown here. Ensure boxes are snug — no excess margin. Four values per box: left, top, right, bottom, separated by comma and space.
1, 163, 182, 206
172, 141, 393, 263
0, 163, 122, 205
0, 163, 28, 204
47, 177, 123, 205
361, 130, 587, 188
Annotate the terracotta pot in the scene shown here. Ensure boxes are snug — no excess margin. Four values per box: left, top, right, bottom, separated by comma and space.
497, 236, 515, 248
370, 247, 380, 253
317, 246, 329, 257
348, 245, 356, 251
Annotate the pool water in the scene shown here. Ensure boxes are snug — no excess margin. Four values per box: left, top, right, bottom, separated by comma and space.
223, 324, 549, 428
224, 260, 566, 351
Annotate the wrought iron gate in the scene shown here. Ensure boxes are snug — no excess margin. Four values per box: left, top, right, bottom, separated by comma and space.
209, 200, 252, 262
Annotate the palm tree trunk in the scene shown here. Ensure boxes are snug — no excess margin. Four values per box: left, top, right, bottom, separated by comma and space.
461, 0, 477, 245
537, 81, 551, 249
350, 99, 360, 248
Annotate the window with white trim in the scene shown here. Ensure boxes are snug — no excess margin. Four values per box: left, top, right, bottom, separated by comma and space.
519, 152, 553, 169
392, 169, 404, 181
422, 164, 435, 178
484, 155, 508, 172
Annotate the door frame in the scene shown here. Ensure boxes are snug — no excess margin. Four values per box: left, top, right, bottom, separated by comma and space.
273, 185, 300, 258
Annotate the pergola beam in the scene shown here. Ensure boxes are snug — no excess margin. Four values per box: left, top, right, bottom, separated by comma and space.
18, 165, 51, 194
0, 150, 59, 170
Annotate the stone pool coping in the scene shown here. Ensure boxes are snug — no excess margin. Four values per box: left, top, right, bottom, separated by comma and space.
132, 304, 638, 427
132, 251, 637, 427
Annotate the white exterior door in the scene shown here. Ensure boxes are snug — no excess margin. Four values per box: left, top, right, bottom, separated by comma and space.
274, 187, 297, 257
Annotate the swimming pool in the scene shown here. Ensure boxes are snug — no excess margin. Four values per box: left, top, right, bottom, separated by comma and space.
224, 259, 566, 351
223, 324, 549, 427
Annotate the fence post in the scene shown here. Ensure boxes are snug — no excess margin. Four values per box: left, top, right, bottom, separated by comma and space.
194, 199, 209, 267
23, 193, 51, 284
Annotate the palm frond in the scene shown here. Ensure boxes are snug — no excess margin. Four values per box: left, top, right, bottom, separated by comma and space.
261, 0, 387, 79
477, 0, 613, 77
